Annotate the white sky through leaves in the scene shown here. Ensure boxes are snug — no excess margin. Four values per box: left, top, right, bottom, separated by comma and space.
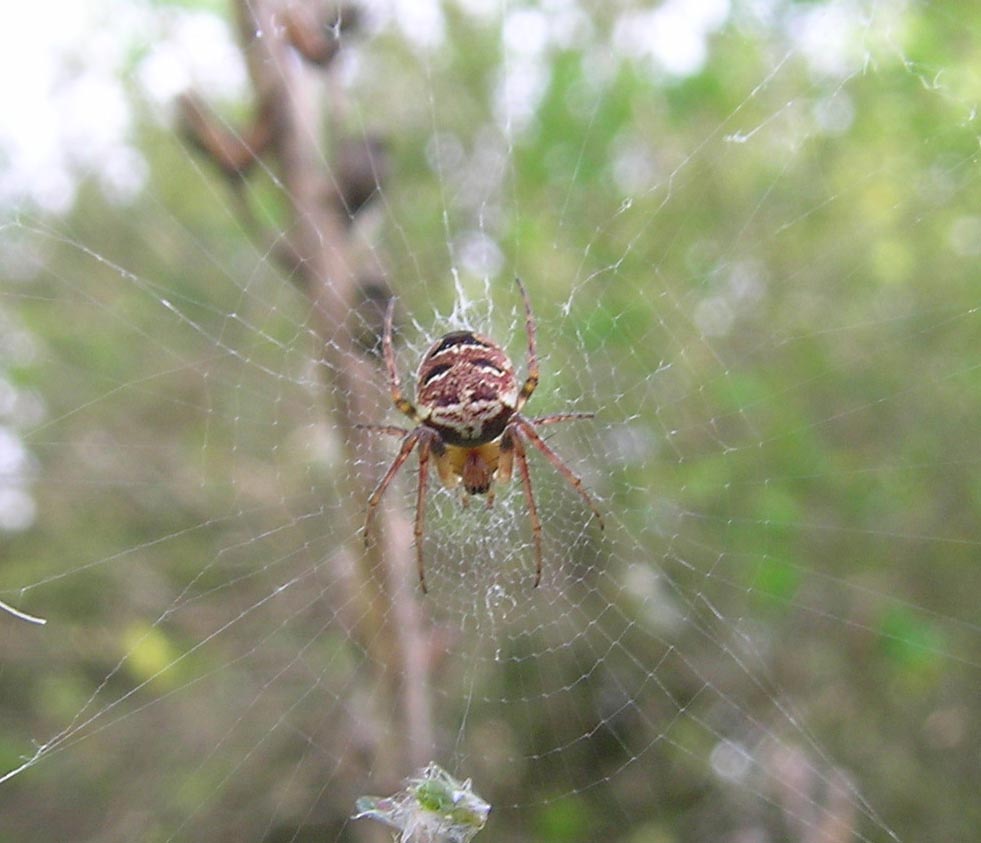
1, 2, 979, 842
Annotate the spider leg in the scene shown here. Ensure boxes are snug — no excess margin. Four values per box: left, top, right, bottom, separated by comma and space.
355, 424, 410, 437
516, 416, 605, 530
382, 297, 420, 422
514, 277, 539, 413
510, 429, 543, 587
530, 412, 595, 426
414, 433, 433, 594
499, 429, 515, 482
364, 428, 421, 549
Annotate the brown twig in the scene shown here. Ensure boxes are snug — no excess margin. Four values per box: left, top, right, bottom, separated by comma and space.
282, 2, 361, 66
215, 0, 434, 791
176, 92, 273, 179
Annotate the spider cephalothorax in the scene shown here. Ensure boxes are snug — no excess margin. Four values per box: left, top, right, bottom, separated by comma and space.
360, 277, 603, 592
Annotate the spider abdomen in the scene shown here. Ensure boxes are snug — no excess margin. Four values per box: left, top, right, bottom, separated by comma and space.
416, 330, 519, 446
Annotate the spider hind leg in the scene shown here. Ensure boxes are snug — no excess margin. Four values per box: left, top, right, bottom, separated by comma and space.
363, 428, 423, 548
517, 417, 604, 531
509, 429, 543, 588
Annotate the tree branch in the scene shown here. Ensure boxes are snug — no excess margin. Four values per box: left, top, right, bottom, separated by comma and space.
216, 0, 435, 792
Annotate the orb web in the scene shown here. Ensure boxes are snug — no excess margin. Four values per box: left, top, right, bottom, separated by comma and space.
1, 2, 978, 842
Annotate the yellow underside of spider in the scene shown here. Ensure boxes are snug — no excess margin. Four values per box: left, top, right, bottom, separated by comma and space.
436, 440, 513, 501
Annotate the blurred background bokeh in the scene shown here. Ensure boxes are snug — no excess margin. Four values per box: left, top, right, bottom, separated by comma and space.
1, 1, 978, 841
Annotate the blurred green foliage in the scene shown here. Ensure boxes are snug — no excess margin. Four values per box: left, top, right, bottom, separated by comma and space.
1, 1, 978, 842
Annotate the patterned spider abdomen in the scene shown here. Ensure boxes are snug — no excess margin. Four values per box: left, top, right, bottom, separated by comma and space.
415, 330, 519, 446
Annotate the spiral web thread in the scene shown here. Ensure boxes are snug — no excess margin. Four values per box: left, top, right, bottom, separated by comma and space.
0, 2, 979, 842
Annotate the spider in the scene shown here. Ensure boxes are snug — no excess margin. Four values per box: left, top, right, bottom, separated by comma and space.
359, 277, 603, 593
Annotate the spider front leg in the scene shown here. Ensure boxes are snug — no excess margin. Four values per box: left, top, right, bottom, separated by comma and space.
514, 277, 539, 413
530, 412, 595, 427
382, 298, 420, 423
355, 424, 409, 437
